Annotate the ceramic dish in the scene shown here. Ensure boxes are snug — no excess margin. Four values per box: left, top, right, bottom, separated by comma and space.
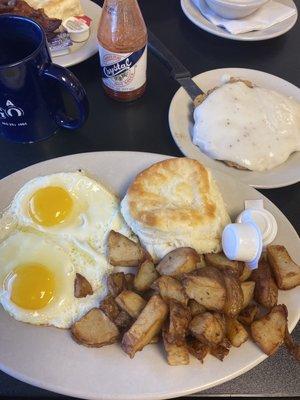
52, 0, 101, 68
169, 68, 300, 188
0, 151, 299, 399
181, 0, 297, 41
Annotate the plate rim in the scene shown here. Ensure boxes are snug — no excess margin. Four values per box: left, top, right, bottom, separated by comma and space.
0, 150, 299, 400
180, 0, 298, 41
52, 0, 101, 68
168, 67, 300, 189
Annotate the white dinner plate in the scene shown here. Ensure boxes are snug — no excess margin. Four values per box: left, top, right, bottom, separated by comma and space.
181, 0, 297, 41
52, 0, 101, 68
169, 68, 300, 188
0, 151, 299, 400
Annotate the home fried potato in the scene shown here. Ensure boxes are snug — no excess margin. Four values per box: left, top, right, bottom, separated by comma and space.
187, 337, 209, 363
108, 230, 149, 267
74, 273, 93, 298
156, 247, 199, 277
189, 312, 225, 345
125, 273, 135, 291
267, 245, 300, 290
197, 254, 206, 268
152, 275, 188, 306
122, 294, 168, 358
114, 310, 133, 331
204, 253, 242, 277
188, 299, 206, 317
241, 281, 255, 309
165, 301, 191, 345
226, 317, 248, 347
162, 330, 190, 365
251, 304, 287, 355
116, 290, 146, 319
223, 271, 244, 317
71, 308, 119, 347
182, 267, 226, 311
284, 327, 300, 361
210, 339, 231, 361
252, 260, 278, 309
107, 272, 128, 297
99, 295, 120, 321
239, 264, 252, 282
238, 304, 259, 326
134, 260, 159, 292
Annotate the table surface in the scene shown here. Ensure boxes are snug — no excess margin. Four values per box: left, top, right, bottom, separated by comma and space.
0, 0, 299, 398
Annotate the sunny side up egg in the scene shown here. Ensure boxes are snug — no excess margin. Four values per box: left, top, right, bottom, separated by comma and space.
0, 231, 110, 328
8, 172, 130, 250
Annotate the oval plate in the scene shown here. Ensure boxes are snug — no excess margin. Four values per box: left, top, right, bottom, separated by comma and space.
169, 68, 300, 188
0, 151, 299, 399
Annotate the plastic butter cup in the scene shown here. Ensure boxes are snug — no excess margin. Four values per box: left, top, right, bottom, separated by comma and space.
222, 221, 262, 270
62, 16, 91, 43
222, 199, 278, 270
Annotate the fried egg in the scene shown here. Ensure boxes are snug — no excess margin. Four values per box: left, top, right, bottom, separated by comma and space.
8, 172, 130, 251
0, 231, 110, 328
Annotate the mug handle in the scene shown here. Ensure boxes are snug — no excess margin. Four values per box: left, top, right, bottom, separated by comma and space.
42, 64, 89, 129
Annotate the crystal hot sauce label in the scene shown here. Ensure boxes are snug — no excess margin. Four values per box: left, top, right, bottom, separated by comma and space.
98, 45, 147, 92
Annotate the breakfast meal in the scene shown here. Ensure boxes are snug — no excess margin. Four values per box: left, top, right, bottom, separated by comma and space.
0, 158, 299, 366
192, 78, 300, 171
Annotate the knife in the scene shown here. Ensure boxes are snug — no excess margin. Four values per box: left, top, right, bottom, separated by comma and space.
148, 30, 203, 101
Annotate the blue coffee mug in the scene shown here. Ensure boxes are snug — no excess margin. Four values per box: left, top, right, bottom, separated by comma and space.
0, 15, 89, 143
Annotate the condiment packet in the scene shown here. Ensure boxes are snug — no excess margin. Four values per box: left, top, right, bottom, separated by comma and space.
48, 30, 73, 57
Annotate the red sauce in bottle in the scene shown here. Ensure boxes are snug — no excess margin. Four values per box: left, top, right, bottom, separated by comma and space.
97, 0, 147, 102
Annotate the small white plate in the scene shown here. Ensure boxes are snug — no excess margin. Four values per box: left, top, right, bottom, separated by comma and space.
169, 68, 300, 188
181, 0, 297, 41
52, 0, 101, 68
0, 151, 299, 399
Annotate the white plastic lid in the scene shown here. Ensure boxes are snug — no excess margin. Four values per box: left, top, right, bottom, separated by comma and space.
236, 200, 277, 247
62, 17, 90, 43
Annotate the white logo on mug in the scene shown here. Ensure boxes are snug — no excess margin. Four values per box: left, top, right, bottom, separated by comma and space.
0, 100, 25, 119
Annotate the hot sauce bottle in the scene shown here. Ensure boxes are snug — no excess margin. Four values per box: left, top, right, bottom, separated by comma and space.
97, 0, 147, 101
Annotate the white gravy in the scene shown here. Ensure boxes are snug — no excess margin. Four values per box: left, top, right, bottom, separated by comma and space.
192, 81, 300, 171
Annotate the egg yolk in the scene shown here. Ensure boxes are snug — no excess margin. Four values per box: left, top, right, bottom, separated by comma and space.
29, 186, 73, 227
9, 263, 55, 310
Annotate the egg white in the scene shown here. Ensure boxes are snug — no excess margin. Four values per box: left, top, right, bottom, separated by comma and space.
9, 172, 130, 251
0, 231, 111, 328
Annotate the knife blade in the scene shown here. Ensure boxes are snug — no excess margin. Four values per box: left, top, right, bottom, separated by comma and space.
148, 30, 203, 101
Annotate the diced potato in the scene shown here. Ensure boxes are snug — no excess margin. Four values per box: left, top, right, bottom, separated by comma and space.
71, 308, 119, 347
226, 317, 248, 347
223, 271, 244, 318
151, 275, 188, 306
251, 304, 287, 355
165, 300, 191, 346
108, 230, 149, 267
74, 273, 93, 298
114, 310, 132, 331
210, 339, 231, 361
182, 267, 226, 311
241, 281, 255, 309
238, 304, 259, 326
197, 254, 206, 268
204, 253, 242, 277
157, 247, 199, 277
99, 295, 120, 321
251, 260, 278, 309
125, 273, 135, 291
134, 260, 159, 292
122, 294, 168, 358
188, 299, 206, 317
239, 263, 252, 282
267, 245, 300, 290
162, 330, 190, 365
116, 290, 146, 318
284, 326, 300, 361
107, 272, 127, 297
189, 312, 225, 345
187, 337, 209, 363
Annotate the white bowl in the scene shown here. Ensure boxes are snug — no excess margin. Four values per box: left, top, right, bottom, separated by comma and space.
205, 0, 269, 19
